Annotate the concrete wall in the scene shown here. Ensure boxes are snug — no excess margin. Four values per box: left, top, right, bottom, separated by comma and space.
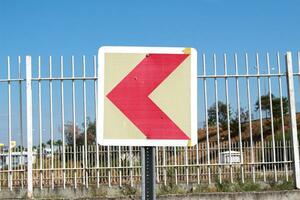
0, 188, 300, 199
158, 190, 300, 200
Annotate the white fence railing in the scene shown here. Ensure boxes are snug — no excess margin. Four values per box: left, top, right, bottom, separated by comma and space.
0, 141, 294, 189
0, 52, 300, 197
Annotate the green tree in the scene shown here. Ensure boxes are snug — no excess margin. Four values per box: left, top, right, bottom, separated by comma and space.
46, 140, 51, 146
86, 119, 96, 144
208, 101, 232, 130
255, 94, 288, 118
53, 139, 63, 153
230, 108, 250, 136
255, 94, 289, 130
65, 122, 82, 145
65, 118, 96, 146
54, 139, 62, 146
64, 119, 97, 166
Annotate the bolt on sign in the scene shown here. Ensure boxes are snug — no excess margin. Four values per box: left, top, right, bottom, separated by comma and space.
97, 46, 197, 146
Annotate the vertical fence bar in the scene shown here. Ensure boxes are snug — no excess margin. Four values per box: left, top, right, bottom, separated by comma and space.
60, 56, 66, 189
108, 146, 111, 187
256, 54, 266, 182
267, 141, 271, 174
202, 54, 211, 184
196, 143, 200, 184
82, 55, 88, 188
7, 56, 12, 191
200, 143, 204, 181
71, 56, 77, 189
38, 56, 43, 189
163, 147, 166, 185
213, 54, 222, 184
285, 52, 300, 188
288, 140, 292, 173
224, 54, 233, 183
118, 146, 122, 187
49, 56, 54, 189
93, 56, 100, 188
266, 53, 277, 182
18, 56, 24, 189
129, 146, 133, 187
245, 53, 255, 182
185, 146, 189, 185
26, 56, 33, 198
277, 53, 288, 181
155, 148, 159, 183
174, 147, 178, 185
234, 54, 244, 183
82, 145, 85, 186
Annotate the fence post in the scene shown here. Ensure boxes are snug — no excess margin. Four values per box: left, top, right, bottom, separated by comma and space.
26, 56, 33, 198
285, 52, 300, 189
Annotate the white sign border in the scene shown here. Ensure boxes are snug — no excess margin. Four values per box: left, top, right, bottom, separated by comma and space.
97, 46, 197, 146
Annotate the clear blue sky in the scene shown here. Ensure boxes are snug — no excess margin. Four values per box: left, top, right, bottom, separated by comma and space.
1, 0, 300, 146
1, 0, 300, 56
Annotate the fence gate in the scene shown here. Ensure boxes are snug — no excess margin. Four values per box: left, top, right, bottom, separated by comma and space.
0, 52, 300, 198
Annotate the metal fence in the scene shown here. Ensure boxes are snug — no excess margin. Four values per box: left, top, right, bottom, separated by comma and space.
0, 141, 294, 189
0, 52, 300, 197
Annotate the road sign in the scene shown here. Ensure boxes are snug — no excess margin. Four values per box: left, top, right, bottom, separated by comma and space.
97, 46, 197, 146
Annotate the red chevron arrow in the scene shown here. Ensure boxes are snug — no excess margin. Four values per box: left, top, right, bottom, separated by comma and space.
107, 54, 190, 140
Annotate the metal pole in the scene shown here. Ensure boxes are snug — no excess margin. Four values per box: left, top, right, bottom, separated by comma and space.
203, 54, 211, 184
60, 56, 66, 188
256, 54, 266, 182
26, 56, 33, 198
49, 56, 54, 189
234, 54, 244, 183
245, 53, 255, 182
18, 56, 24, 188
213, 54, 222, 184
224, 54, 233, 183
141, 146, 156, 200
71, 56, 77, 188
7, 56, 13, 191
285, 52, 300, 189
82, 55, 88, 188
38, 56, 43, 189
267, 53, 277, 182
93, 55, 100, 188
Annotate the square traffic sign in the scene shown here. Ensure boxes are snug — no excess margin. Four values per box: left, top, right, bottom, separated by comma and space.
97, 46, 197, 146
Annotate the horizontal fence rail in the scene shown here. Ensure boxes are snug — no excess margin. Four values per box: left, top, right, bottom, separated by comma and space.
0, 52, 300, 195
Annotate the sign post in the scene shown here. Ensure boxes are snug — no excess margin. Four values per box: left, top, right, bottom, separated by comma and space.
141, 147, 156, 200
97, 46, 197, 199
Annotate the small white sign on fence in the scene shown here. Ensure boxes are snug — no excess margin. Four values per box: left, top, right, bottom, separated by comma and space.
220, 151, 241, 164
